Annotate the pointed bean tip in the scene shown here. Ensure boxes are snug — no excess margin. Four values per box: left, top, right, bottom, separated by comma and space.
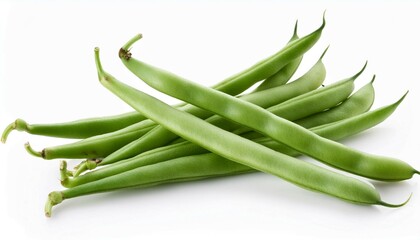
370, 75, 376, 84
293, 19, 299, 36
397, 91, 409, 104
351, 61, 368, 80
379, 193, 412, 208
319, 45, 329, 60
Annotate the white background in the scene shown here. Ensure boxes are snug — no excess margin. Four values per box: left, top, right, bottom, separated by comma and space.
1, 0, 420, 239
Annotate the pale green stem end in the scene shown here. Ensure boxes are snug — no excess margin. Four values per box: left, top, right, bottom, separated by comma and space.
45, 191, 64, 218
24, 142, 43, 158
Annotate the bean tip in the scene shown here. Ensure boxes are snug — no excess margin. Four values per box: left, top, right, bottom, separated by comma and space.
44, 191, 64, 218
319, 45, 329, 60
321, 10, 327, 28
1, 122, 15, 144
293, 19, 299, 37
121, 33, 143, 53
351, 61, 368, 80
378, 192, 412, 208
370, 75, 376, 84
24, 142, 43, 158
397, 91, 409, 104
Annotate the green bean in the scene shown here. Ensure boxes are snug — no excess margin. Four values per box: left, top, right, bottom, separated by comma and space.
64, 88, 398, 188
295, 76, 376, 128
120, 17, 324, 95
253, 20, 303, 91
233, 63, 364, 136
241, 75, 375, 140
26, 64, 321, 161
2, 22, 306, 144
80, 49, 408, 217
120, 35, 418, 182
95, 48, 327, 168
1, 112, 146, 143
24, 22, 323, 160
50, 133, 413, 216
24, 121, 154, 159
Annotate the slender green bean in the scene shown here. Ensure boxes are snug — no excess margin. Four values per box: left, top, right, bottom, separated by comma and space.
24, 21, 324, 160
1, 22, 306, 143
240, 75, 375, 140
120, 33, 418, 181
96, 48, 327, 167
64, 88, 401, 189
295, 76, 376, 128
80, 49, 407, 218
253, 20, 303, 90
26, 64, 321, 161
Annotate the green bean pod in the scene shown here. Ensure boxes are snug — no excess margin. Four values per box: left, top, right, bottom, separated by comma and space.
1, 112, 146, 143
45, 52, 409, 216
233, 63, 365, 136
2, 22, 306, 143
24, 121, 154, 159
87, 49, 407, 217
97, 49, 327, 166
63, 83, 385, 188
26, 61, 322, 161
295, 76, 376, 128
253, 20, 303, 90
120, 36, 418, 181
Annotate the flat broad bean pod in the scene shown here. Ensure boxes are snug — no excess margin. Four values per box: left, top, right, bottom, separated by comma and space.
120, 34, 418, 181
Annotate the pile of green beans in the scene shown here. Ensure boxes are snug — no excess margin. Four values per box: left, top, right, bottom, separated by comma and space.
2, 16, 417, 218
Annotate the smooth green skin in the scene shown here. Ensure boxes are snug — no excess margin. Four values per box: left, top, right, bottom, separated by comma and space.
25, 121, 155, 159
296, 76, 376, 128
64, 85, 395, 188
99, 50, 327, 166
27, 66, 319, 161
232, 64, 362, 136
89, 49, 401, 215
241, 78, 375, 140
121, 36, 417, 181
25, 23, 319, 160
253, 20, 303, 91
46, 50, 408, 217
1, 112, 145, 143
2, 23, 305, 144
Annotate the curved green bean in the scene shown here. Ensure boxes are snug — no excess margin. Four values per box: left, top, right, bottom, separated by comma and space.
96, 48, 327, 167
295, 76, 376, 128
2, 22, 306, 144
26, 63, 322, 161
89, 49, 407, 215
24, 21, 324, 160
120, 35, 418, 181
254, 20, 303, 90
64, 88, 402, 189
